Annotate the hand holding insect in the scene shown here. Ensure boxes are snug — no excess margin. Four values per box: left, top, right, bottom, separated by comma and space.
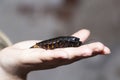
0, 29, 110, 80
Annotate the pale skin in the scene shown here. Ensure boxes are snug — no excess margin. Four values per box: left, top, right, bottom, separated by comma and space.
0, 29, 111, 80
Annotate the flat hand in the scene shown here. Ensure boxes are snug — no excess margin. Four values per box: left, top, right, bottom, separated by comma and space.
0, 29, 110, 79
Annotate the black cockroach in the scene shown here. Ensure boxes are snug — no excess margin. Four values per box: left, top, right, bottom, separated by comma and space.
30, 36, 82, 50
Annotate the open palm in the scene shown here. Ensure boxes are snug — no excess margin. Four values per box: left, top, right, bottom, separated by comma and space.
0, 29, 110, 80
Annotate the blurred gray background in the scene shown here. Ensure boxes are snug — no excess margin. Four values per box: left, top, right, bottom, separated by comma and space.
0, 0, 120, 80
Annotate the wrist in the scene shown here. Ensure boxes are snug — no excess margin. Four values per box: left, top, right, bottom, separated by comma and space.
0, 67, 27, 80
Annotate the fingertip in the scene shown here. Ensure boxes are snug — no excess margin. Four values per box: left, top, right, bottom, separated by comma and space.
80, 29, 90, 34
103, 46, 111, 54
72, 29, 90, 36
72, 29, 90, 42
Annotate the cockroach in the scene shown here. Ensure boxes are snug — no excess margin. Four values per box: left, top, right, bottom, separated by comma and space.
30, 36, 82, 50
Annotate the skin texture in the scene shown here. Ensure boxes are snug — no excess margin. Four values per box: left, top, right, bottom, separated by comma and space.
0, 29, 111, 80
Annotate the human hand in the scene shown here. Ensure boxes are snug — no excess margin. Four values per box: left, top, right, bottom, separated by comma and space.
0, 29, 110, 80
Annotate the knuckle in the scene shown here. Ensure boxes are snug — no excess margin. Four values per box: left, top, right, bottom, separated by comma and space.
81, 46, 92, 56
95, 42, 104, 50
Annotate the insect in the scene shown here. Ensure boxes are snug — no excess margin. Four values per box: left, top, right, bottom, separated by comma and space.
30, 36, 82, 50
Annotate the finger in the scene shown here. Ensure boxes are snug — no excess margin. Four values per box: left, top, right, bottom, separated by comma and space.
58, 43, 111, 65
72, 29, 90, 42
12, 40, 41, 49
57, 42, 110, 59
87, 42, 111, 55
